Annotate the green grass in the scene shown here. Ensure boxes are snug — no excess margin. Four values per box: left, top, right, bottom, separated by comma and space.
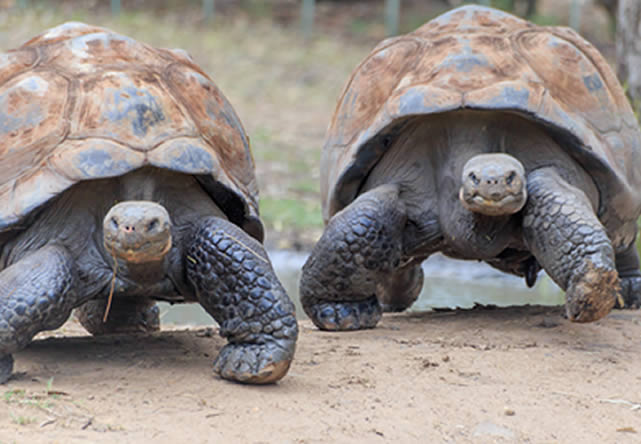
9, 412, 34, 426
3, 379, 58, 411
527, 13, 561, 26
259, 197, 323, 232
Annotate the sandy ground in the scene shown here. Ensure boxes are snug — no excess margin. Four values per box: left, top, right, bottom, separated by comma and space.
1, 306, 640, 443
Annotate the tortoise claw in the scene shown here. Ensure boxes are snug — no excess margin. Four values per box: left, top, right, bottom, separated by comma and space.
214, 341, 293, 384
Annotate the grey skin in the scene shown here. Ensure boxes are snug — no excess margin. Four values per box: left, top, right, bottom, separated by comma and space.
301, 111, 641, 330
0, 167, 297, 384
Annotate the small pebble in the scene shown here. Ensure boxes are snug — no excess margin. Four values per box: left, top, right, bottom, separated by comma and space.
504, 408, 515, 416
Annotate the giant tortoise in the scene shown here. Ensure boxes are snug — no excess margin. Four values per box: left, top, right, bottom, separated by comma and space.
0, 23, 297, 384
300, 5, 641, 330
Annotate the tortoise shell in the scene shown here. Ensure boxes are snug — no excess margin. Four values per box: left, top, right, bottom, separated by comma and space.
0, 22, 263, 240
322, 5, 641, 248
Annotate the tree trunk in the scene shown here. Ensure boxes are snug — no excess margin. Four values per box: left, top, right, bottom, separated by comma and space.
617, 0, 641, 116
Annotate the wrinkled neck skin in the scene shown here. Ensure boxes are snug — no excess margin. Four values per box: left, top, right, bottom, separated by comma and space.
433, 116, 528, 258
105, 252, 169, 285
438, 173, 518, 259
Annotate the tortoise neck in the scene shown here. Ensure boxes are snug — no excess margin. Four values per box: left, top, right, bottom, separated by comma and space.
122, 258, 169, 284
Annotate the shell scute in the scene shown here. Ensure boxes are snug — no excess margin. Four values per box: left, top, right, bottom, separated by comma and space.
0, 49, 37, 85
43, 31, 166, 74
0, 72, 69, 184
165, 63, 254, 188
70, 70, 194, 149
50, 139, 145, 181
515, 31, 619, 133
148, 137, 218, 175
21, 22, 106, 47
329, 40, 419, 149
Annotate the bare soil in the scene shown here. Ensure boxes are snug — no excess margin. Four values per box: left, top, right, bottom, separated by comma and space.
2, 306, 641, 443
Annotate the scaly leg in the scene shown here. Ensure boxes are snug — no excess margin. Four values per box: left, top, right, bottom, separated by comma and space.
0, 245, 77, 383
523, 168, 617, 322
300, 185, 408, 330
186, 217, 298, 384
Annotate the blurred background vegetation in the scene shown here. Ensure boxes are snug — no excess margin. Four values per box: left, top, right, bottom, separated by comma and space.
0, 0, 636, 252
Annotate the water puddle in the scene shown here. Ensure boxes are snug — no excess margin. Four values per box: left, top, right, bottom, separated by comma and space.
159, 250, 564, 326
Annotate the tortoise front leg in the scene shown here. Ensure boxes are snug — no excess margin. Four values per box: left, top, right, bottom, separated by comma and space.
0, 245, 77, 383
523, 168, 618, 322
186, 217, 298, 384
300, 184, 411, 330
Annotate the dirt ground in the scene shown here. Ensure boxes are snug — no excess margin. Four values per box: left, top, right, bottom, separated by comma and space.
2, 306, 640, 443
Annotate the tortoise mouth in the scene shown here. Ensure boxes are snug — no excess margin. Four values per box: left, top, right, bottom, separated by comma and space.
104, 237, 173, 264
459, 188, 526, 216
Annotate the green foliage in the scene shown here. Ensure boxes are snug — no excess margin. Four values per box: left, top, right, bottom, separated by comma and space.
490, 0, 516, 11
349, 18, 372, 36
260, 197, 323, 231
527, 13, 560, 26
241, 0, 274, 20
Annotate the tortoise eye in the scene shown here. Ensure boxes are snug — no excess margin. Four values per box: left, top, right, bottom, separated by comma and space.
468, 172, 480, 185
506, 172, 516, 185
147, 219, 159, 232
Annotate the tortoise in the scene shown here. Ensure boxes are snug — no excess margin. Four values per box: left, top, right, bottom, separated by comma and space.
0, 22, 298, 384
300, 5, 641, 331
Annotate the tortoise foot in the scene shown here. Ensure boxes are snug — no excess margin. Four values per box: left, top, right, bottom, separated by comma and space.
0, 354, 14, 384
307, 297, 381, 331
565, 263, 618, 322
619, 276, 641, 309
214, 340, 293, 384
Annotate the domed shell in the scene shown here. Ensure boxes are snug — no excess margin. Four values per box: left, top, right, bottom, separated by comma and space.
0, 22, 263, 240
322, 5, 641, 247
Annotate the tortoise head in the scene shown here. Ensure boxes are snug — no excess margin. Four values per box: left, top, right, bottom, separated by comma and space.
459, 153, 527, 217
103, 201, 172, 264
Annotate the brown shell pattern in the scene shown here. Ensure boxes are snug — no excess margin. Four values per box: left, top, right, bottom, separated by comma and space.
0, 22, 259, 233
322, 5, 641, 247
